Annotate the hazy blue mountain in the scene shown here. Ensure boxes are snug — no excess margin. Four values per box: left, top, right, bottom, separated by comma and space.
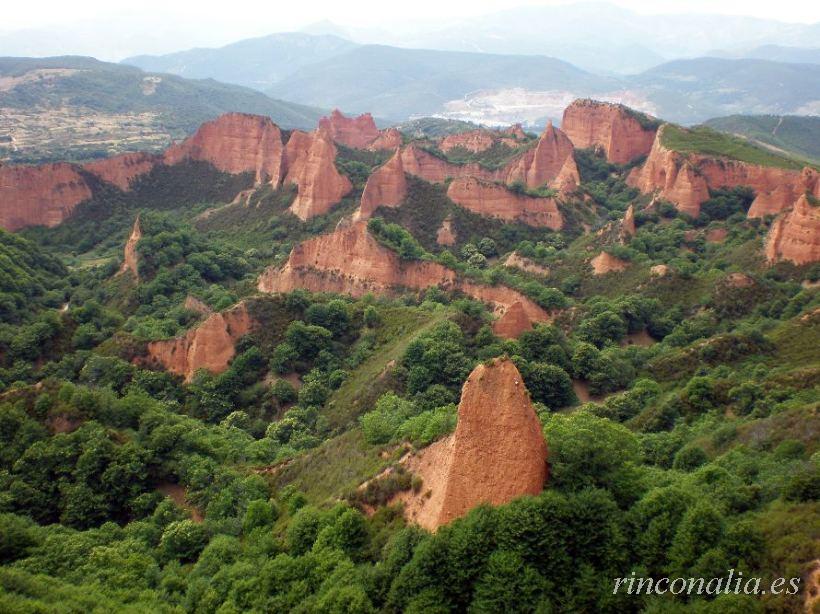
123, 33, 357, 91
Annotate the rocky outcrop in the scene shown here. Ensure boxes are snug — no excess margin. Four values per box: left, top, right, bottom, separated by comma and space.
164, 113, 285, 184
765, 195, 820, 265
183, 295, 213, 316
319, 110, 380, 149
119, 215, 142, 278
440, 130, 497, 154
400, 145, 490, 184
501, 122, 578, 192
398, 357, 547, 530
284, 130, 352, 220
0, 162, 92, 231
447, 177, 563, 229
82, 153, 159, 191
650, 264, 671, 277
621, 204, 636, 238
627, 130, 709, 218
629, 126, 820, 219
257, 221, 550, 323
503, 252, 550, 276
367, 128, 403, 151
591, 251, 629, 275
491, 301, 534, 339
436, 216, 457, 246
143, 302, 253, 382
357, 149, 407, 220
562, 99, 657, 164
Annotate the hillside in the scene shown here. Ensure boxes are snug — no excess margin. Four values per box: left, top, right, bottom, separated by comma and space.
0, 103, 818, 613
265, 44, 616, 120
123, 33, 358, 91
704, 114, 820, 163
633, 57, 820, 124
0, 56, 324, 163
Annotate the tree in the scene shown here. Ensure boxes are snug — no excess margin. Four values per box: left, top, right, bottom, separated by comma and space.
667, 501, 725, 575
577, 310, 627, 348
470, 550, 550, 613
160, 520, 209, 562
243, 499, 278, 534
520, 362, 575, 409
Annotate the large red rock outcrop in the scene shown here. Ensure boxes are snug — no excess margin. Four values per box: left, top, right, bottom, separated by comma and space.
491, 301, 534, 339
440, 130, 497, 154
0, 162, 92, 231
367, 128, 403, 151
591, 250, 629, 275
82, 153, 159, 191
284, 130, 352, 220
398, 357, 547, 530
446, 176, 563, 229
562, 99, 657, 164
164, 112, 285, 184
318, 109, 381, 149
765, 195, 820, 265
119, 215, 142, 278
629, 126, 820, 218
436, 216, 457, 246
143, 302, 253, 382
257, 221, 550, 323
501, 122, 578, 192
400, 145, 491, 184
357, 149, 407, 220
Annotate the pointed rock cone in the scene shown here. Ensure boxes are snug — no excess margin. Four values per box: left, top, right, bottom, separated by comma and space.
621, 204, 636, 238
399, 357, 548, 531
119, 215, 142, 278
357, 148, 407, 220
765, 194, 820, 265
492, 301, 534, 339
590, 250, 629, 275
502, 121, 576, 189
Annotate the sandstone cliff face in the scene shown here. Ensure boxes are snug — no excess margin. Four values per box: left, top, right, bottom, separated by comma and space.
164, 112, 285, 184
562, 99, 657, 164
629, 126, 819, 219
119, 216, 142, 278
436, 216, 456, 246
399, 357, 547, 530
446, 176, 563, 229
0, 162, 92, 231
82, 153, 159, 191
591, 251, 629, 275
621, 204, 636, 238
319, 109, 381, 149
491, 301, 534, 339
367, 128, 403, 151
357, 149, 407, 220
257, 221, 551, 323
765, 195, 820, 265
440, 130, 497, 154
501, 122, 578, 192
284, 130, 353, 220
143, 302, 253, 382
400, 145, 490, 184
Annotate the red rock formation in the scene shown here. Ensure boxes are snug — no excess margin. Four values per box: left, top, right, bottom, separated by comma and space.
357, 149, 407, 220
398, 357, 547, 530
400, 144, 490, 184
621, 204, 636, 238
503, 252, 550, 276
284, 130, 352, 220
319, 109, 380, 149
705, 227, 727, 243
82, 153, 159, 191
164, 112, 285, 184
436, 216, 457, 246
143, 302, 253, 382
627, 130, 710, 218
183, 295, 212, 316
629, 127, 820, 219
0, 162, 92, 231
765, 195, 820, 265
502, 124, 527, 140
447, 177, 563, 229
257, 221, 550, 322
119, 215, 142, 278
367, 128, 403, 151
562, 99, 657, 164
501, 122, 578, 191
492, 301, 534, 339
591, 251, 629, 275
440, 130, 497, 154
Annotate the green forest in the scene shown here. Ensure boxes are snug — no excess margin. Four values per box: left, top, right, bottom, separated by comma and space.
0, 141, 818, 614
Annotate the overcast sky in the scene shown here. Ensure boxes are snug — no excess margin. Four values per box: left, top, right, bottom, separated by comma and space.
3, 0, 819, 32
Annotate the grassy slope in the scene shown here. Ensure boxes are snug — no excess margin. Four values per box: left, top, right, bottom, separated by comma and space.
704, 114, 820, 164
660, 123, 811, 170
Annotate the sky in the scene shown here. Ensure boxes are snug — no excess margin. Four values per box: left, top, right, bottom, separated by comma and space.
3, 0, 819, 32
1, 0, 817, 61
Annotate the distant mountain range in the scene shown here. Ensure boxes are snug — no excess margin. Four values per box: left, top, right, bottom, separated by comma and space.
125, 35, 820, 126
0, 56, 324, 163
